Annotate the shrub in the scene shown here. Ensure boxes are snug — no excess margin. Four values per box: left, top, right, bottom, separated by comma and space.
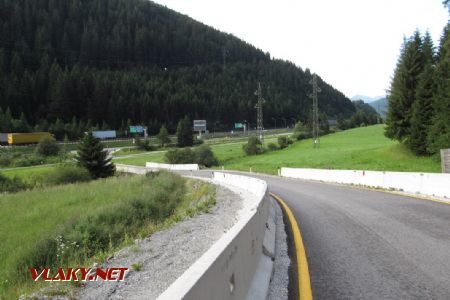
277, 136, 292, 149
194, 145, 218, 167
292, 121, 304, 140
193, 138, 204, 145
165, 148, 194, 164
0, 155, 11, 167
0, 173, 27, 193
13, 155, 44, 167
36, 137, 60, 157
267, 143, 278, 151
46, 165, 91, 186
132, 263, 143, 271
165, 145, 218, 167
136, 136, 153, 151
243, 136, 263, 155
295, 132, 310, 141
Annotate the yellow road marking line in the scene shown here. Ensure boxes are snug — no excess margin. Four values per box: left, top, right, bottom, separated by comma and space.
270, 192, 313, 300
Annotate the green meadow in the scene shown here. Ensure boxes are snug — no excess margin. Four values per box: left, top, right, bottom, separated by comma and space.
114, 125, 440, 174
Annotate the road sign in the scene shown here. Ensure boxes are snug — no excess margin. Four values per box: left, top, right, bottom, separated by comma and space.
193, 120, 207, 132
235, 123, 244, 129
129, 126, 144, 133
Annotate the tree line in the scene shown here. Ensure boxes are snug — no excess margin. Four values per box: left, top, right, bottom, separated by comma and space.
338, 100, 380, 130
0, 0, 356, 136
385, 21, 449, 155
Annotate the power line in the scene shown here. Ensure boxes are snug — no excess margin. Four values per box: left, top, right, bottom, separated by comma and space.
254, 82, 265, 141
309, 73, 321, 148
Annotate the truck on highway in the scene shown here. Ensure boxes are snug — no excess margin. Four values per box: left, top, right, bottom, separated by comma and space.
92, 130, 117, 140
7, 132, 53, 145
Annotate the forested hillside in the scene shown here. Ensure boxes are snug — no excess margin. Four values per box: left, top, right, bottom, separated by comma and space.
0, 0, 354, 136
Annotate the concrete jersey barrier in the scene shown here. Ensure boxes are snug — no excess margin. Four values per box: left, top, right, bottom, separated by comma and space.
158, 172, 270, 300
115, 164, 150, 175
281, 167, 450, 199
146, 162, 199, 171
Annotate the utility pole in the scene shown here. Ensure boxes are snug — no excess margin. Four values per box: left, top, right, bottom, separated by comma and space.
255, 82, 265, 141
310, 73, 321, 148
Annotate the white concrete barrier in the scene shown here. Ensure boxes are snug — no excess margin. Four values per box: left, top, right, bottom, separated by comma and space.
146, 162, 199, 171
158, 172, 271, 300
281, 167, 450, 199
115, 164, 151, 175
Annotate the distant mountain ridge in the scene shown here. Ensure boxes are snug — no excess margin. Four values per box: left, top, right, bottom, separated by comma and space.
368, 98, 388, 119
351, 95, 385, 103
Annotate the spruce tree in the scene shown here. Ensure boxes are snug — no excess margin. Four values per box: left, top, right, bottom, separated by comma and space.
385, 32, 424, 142
176, 116, 193, 147
409, 32, 436, 155
157, 125, 170, 147
76, 131, 115, 179
428, 23, 450, 154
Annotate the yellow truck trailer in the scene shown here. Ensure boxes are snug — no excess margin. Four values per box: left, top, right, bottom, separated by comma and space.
7, 132, 53, 145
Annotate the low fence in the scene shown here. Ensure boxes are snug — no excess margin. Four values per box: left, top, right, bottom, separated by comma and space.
158, 172, 271, 300
146, 162, 199, 171
281, 167, 450, 199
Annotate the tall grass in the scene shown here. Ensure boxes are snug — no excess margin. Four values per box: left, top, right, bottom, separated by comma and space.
0, 171, 215, 298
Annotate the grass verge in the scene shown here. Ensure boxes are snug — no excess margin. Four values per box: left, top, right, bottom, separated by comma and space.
0, 171, 215, 299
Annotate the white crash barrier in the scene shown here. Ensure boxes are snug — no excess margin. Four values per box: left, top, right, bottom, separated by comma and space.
158, 172, 270, 300
146, 162, 199, 171
281, 167, 450, 199
115, 164, 150, 174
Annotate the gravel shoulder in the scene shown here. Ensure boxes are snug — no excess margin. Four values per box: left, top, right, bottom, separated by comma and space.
77, 183, 243, 300
268, 200, 290, 300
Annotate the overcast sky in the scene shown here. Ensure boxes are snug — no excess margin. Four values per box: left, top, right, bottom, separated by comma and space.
151, 0, 448, 99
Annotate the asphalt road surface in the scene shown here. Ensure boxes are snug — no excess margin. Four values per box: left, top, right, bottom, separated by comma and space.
247, 173, 450, 300
186, 170, 450, 300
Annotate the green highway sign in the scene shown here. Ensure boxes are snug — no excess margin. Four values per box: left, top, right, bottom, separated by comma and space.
129, 126, 144, 133
235, 123, 244, 129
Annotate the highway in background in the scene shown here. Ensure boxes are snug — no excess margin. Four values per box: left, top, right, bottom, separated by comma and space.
209, 171, 450, 299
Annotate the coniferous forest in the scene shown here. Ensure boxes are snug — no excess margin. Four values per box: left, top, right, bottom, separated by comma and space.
0, 0, 356, 138
385, 17, 449, 156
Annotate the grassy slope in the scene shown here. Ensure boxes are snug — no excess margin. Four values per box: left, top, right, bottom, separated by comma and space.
1, 165, 58, 178
114, 125, 440, 174
113, 138, 279, 166
0, 174, 214, 298
224, 125, 440, 174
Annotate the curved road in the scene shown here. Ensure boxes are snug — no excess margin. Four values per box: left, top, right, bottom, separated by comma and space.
181, 169, 450, 299
250, 174, 450, 299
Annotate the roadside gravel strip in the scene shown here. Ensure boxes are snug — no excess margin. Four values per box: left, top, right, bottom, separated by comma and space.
268, 201, 290, 300
77, 184, 243, 300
